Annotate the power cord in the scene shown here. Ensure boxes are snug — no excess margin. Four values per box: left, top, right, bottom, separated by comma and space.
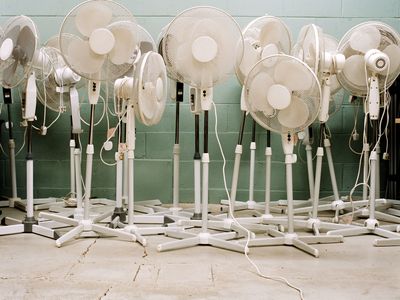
212, 101, 305, 300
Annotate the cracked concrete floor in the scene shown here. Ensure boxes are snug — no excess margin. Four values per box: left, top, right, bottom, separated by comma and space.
0, 207, 400, 300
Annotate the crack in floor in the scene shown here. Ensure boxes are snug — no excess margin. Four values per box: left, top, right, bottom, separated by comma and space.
64, 238, 98, 278
98, 286, 112, 300
132, 264, 142, 282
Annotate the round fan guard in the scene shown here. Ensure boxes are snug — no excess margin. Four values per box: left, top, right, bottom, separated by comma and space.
161, 6, 244, 89
236, 15, 292, 85
337, 21, 400, 97
0, 15, 38, 89
134, 51, 167, 126
59, 0, 138, 82
244, 54, 321, 134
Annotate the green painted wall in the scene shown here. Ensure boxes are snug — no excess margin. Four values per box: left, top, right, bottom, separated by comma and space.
0, 0, 399, 203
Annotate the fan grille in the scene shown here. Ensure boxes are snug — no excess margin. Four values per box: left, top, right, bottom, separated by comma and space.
244, 54, 321, 134
337, 21, 400, 97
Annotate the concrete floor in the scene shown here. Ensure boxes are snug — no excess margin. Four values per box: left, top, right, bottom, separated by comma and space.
0, 206, 399, 300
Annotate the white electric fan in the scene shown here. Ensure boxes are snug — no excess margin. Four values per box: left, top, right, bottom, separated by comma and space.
31, 35, 87, 222
157, 6, 248, 253
40, 0, 141, 246
0, 15, 59, 239
143, 25, 195, 220
242, 54, 343, 257
220, 16, 292, 224
106, 50, 169, 246
267, 24, 353, 235
119, 25, 173, 215
0, 24, 21, 208
326, 21, 400, 246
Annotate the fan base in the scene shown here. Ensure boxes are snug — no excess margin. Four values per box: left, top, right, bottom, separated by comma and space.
157, 230, 247, 253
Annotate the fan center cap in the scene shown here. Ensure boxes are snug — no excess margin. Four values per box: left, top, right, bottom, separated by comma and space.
192, 36, 218, 63
89, 28, 115, 55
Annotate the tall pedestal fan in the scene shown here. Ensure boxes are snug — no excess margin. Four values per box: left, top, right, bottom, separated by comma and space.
242, 54, 343, 257
157, 6, 248, 253
327, 21, 400, 246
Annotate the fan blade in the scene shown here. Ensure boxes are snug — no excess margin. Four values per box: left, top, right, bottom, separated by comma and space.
75, 1, 113, 37
67, 36, 105, 74
342, 54, 367, 87
267, 84, 291, 110
349, 25, 381, 53
239, 38, 260, 79
175, 42, 199, 83
274, 59, 313, 91
382, 44, 400, 75
277, 95, 309, 129
261, 43, 279, 59
16, 25, 36, 66
108, 21, 138, 65
259, 19, 283, 47
2, 60, 18, 86
248, 72, 274, 115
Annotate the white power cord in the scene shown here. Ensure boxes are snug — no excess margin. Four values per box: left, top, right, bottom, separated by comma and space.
212, 101, 305, 300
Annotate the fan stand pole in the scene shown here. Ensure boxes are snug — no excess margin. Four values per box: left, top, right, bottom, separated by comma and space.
110, 124, 126, 224
109, 103, 172, 244
328, 120, 400, 245
276, 127, 316, 208
244, 134, 343, 257
0, 120, 59, 239
118, 122, 159, 215
40, 103, 137, 247
145, 83, 193, 219
272, 124, 354, 235
228, 130, 283, 233
219, 115, 282, 214
0, 89, 21, 208
34, 118, 78, 212
158, 109, 247, 253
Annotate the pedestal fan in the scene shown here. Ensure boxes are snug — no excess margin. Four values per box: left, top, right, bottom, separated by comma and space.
242, 54, 343, 257
157, 6, 247, 253
40, 0, 141, 246
326, 21, 400, 245
220, 16, 291, 218
0, 17, 57, 210
106, 50, 170, 246
0, 15, 59, 239
266, 24, 352, 235
26, 35, 90, 226
144, 24, 195, 220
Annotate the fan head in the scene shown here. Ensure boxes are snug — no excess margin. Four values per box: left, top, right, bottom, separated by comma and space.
161, 6, 243, 89
244, 54, 321, 134
36, 35, 83, 113
337, 21, 400, 96
292, 24, 324, 77
134, 51, 167, 126
0, 16, 38, 88
236, 15, 292, 85
59, 0, 139, 82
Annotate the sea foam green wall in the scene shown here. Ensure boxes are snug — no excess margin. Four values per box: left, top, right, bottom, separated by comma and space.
0, 0, 399, 203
